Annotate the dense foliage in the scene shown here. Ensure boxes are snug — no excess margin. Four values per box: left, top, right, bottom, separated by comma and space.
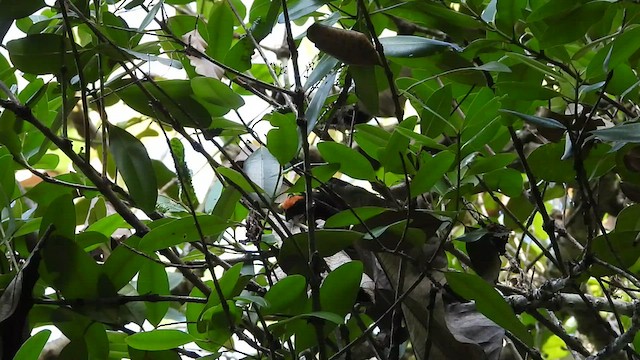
3, 0, 640, 359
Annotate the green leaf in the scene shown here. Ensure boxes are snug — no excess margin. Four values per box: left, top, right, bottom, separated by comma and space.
266, 112, 299, 165
349, 65, 379, 118
109, 125, 158, 213
483, 168, 523, 197
614, 204, 640, 232
410, 151, 455, 196
419, 83, 452, 137
305, 71, 337, 133
114, 79, 212, 128
304, 55, 339, 90
325, 207, 388, 228
505, 52, 566, 80
590, 123, 640, 144
500, 109, 566, 130
380, 36, 460, 57
395, 127, 446, 150
0, 0, 45, 20
591, 232, 640, 276
138, 255, 170, 326
279, 230, 363, 276
7, 34, 73, 75
191, 77, 244, 110
263, 275, 307, 315
495, 0, 526, 34
125, 330, 194, 351
102, 236, 144, 292
217, 167, 255, 193
243, 147, 283, 199
317, 142, 376, 181
13, 329, 51, 360
320, 261, 363, 317
445, 272, 533, 346
0, 151, 15, 210
206, 263, 246, 308
39, 235, 103, 299
288, 163, 340, 193
210, 187, 242, 222
587, 26, 640, 78
39, 193, 75, 240
138, 215, 231, 252
206, 3, 234, 61
496, 82, 560, 100
278, 0, 325, 22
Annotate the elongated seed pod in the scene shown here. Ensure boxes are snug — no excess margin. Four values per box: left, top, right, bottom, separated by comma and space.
307, 23, 381, 66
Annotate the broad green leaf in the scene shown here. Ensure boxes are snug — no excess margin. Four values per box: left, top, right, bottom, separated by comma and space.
114, 79, 212, 128
445, 272, 533, 346
125, 330, 194, 351
305, 71, 337, 133
278, 230, 363, 276
500, 109, 566, 130
0, 151, 15, 210
325, 207, 388, 228
587, 26, 640, 78
191, 77, 244, 110
591, 232, 640, 276
13, 329, 51, 360
39, 235, 103, 299
86, 213, 129, 237
614, 204, 640, 232
380, 36, 460, 57
0, 112, 22, 157
217, 167, 256, 193
349, 65, 379, 118
495, 0, 525, 34
39, 194, 75, 240
353, 124, 390, 162
410, 151, 455, 196
109, 125, 158, 213
138, 255, 170, 327
320, 261, 363, 317
288, 163, 340, 193
263, 275, 307, 315
102, 236, 144, 292
395, 127, 446, 150
505, 52, 566, 80
138, 215, 231, 251
266, 112, 299, 165
379, 116, 418, 175
304, 55, 339, 90
420, 83, 452, 137
468, 154, 516, 175
0, 0, 45, 20
590, 123, 640, 144
206, 2, 234, 61
317, 141, 376, 181
243, 147, 283, 199
483, 168, 523, 197
278, 0, 325, 22
210, 187, 242, 222
7, 34, 73, 75
496, 82, 560, 100
206, 263, 246, 308
528, 142, 615, 183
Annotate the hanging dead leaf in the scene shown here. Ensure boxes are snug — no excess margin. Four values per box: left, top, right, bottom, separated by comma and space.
307, 23, 381, 66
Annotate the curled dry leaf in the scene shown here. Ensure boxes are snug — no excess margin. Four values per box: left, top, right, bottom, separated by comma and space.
307, 23, 381, 66
183, 30, 225, 79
